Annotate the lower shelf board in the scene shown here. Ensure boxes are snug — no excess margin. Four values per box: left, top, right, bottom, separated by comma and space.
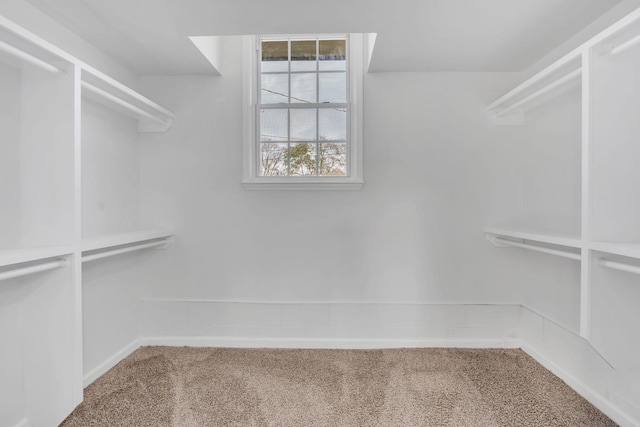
81, 230, 174, 263
81, 230, 174, 252
0, 246, 73, 269
589, 241, 640, 260
484, 226, 582, 249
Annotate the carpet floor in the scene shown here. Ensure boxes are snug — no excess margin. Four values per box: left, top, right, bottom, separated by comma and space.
60, 347, 616, 426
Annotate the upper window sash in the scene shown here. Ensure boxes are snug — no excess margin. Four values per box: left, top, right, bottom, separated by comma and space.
258, 36, 350, 107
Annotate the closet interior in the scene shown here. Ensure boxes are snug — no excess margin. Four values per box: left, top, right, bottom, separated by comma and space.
0, 3, 639, 427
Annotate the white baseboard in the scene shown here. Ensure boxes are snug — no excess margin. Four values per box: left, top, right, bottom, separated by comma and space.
521, 344, 639, 427
83, 339, 141, 387
140, 336, 522, 349
12, 418, 29, 427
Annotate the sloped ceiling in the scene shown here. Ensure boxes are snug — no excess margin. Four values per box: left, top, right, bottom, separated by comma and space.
26, 0, 623, 74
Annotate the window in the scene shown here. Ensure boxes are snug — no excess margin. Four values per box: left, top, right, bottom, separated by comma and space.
242, 34, 364, 190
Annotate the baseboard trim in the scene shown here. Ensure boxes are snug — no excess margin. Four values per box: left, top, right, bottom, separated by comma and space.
141, 298, 522, 306
83, 338, 141, 387
521, 343, 639, 427
140, 336, 522, 349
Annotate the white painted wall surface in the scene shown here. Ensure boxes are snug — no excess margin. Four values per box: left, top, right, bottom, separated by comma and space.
0, 264, 77, 427
81, 255, 142, 378
80, 97, 142, 378
0, 65, 21, 249
0, 279, 26, 427
137, 36, 524, 338
81, 101, 139, 238
518, 85, 583, 334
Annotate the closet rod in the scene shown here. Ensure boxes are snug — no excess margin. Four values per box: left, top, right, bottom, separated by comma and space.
599, 259, 640, 275
0, 39, 62, 74
82, 239, 169, 263
610, 33, 640, 56
492, 236, 581, 261
0, 259, 68, 282
81, 81, 170, 126
495, 68, 582, 118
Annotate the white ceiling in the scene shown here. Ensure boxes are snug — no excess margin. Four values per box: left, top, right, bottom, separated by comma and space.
26, 0, 622, 75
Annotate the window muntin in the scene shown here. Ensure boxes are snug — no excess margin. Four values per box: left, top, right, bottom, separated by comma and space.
258, 36, 349, 177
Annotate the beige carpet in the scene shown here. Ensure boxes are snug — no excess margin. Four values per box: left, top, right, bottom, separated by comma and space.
61, 347, 616, 426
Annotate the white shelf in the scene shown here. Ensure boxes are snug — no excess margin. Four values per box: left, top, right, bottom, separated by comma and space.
0, 15, 174, 133
485, 226, 582, 249
82, 230, 173, 264
82, 230, 174, 252
589, 241, 640, 260
0, 21, 68, 76
0, 38, 63, 74
0, 246, 73, 268
81, 70, 174, 133
486, 52, 582, 125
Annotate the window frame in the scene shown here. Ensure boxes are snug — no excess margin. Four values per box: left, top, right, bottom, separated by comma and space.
242, 33, 364, 190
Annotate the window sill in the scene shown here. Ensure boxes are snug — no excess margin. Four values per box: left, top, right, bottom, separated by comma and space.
241, 179, 364, 191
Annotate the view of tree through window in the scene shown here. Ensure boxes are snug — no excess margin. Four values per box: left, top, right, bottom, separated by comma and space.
259, 36, 348, 177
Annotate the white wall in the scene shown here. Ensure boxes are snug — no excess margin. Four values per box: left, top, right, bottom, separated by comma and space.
136, 36, 524, 339
0, 279, 26, 427
0, 65, 20, 248
81, 102, 139, 238
80, 101, 142, 379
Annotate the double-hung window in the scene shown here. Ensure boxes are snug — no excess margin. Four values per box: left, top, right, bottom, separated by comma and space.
242, 34, 364, 190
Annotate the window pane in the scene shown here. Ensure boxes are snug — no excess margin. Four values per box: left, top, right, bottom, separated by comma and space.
289, 143, 317, 176
260, 109, 288, 142
291, 73, 317, 103
290, 108, 316, 141
319, 72, 346, 103
261, 73, 289, 103
291, 40, 316, 72
319, 108, 347, 141
319, 39, 346, 71
319, 142, 347, 176
261, 40, 288, 73
260, 143, 288, 176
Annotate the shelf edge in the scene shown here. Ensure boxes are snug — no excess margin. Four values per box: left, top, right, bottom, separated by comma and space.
81, 230, 174, 252
484, 227, 583, 248
0, 246, 74, 268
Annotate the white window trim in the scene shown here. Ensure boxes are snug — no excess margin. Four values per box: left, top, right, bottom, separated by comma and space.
241, 34, 364, 190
